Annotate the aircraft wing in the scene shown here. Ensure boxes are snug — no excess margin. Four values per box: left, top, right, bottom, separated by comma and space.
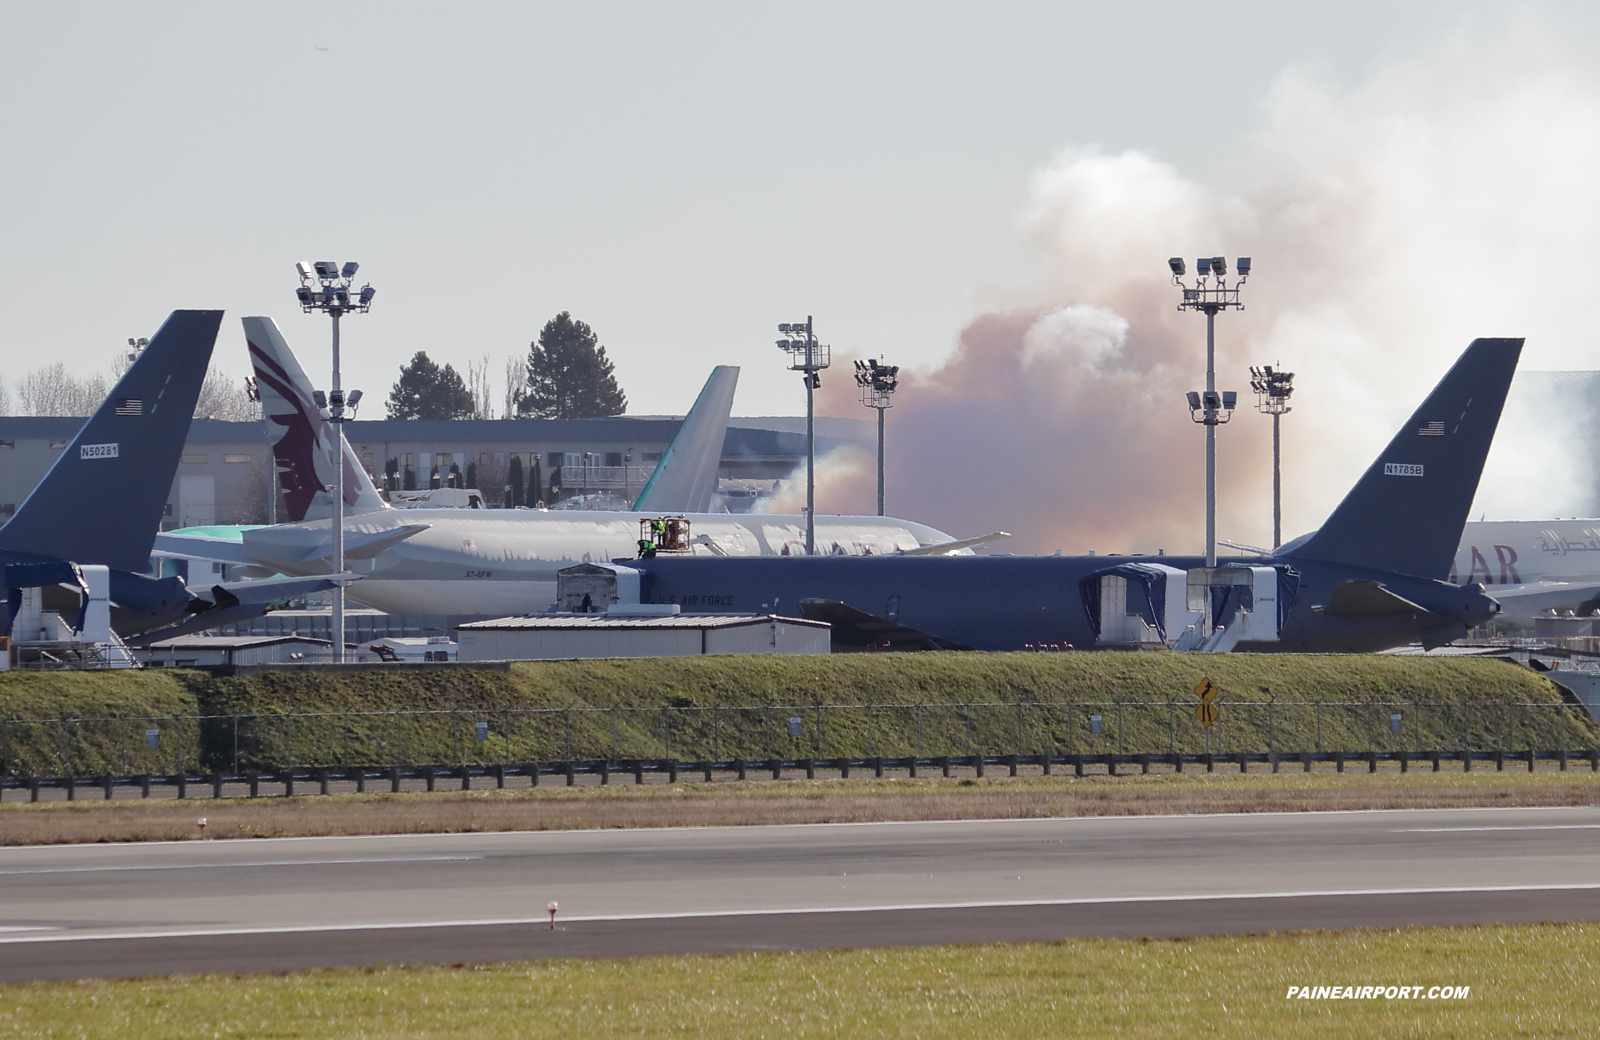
798, 598, 946, 650
632, 366, 738, 513
1486, 581, 1600, 615
1314, 580, 1435, 617
898, 531, 1012, 556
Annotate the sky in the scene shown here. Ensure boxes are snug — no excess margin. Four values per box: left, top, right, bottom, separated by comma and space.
4, 2, 1600, 552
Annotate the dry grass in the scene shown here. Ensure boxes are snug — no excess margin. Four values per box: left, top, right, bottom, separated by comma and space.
1, 923, 1596, 1039
2, 769, 1597, 846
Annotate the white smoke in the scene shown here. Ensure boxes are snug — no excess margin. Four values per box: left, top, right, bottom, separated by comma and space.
815, 26, 1600, 552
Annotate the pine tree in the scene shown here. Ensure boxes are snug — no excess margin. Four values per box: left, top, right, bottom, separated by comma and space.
385, 352, 477, 420
516, 313, 627, 419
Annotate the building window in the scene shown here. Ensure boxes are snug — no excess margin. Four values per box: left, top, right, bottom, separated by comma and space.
181, 454, 209, 464
604, 452, 622, 467
0, 440, 13, 449
0, 504, 14, 518
643, 452, 663, 463
223, 454, 251, 463
49, 440, 67, 450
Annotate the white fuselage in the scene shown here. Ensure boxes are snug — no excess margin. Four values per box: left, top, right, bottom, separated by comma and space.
1454, 519, 1600, 586
241, 509, 958, 615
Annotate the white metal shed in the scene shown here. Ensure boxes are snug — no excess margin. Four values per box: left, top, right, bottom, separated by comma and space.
456, 614, 830, 661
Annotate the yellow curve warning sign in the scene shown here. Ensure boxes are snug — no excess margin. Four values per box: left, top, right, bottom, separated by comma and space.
1193, 677, 1219, 704
1195, 700, 1219, 728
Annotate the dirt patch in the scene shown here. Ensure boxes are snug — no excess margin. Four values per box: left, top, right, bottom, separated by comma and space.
2, 771, 1597, 846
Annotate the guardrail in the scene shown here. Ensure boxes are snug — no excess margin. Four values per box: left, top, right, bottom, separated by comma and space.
3, 700, 1597, 782
5, 747, 1599, 802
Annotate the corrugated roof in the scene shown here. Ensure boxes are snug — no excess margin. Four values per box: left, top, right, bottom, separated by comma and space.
459, 613, 828, 631
144, 634, 333, 649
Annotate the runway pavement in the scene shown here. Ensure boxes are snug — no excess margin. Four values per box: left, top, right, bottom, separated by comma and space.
1, 805, 1597, 980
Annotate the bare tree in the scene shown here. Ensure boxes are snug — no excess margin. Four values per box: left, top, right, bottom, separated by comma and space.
193, 368, 261, 421
0, 376, 11, 416
466, 354, 495, 420
502, 355, 524, 420
17, 363, 108, 416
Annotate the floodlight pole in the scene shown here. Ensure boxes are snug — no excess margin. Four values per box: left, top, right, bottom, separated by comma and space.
330, 310, 345, 662
854, 357, 899, 517
775, 316, 830, 555
1205, 309, 1216, 567
1250, 364, 1295, 548
1173, 257, 1248, 569
876, 405, 884, 516
296, 261, 374, 664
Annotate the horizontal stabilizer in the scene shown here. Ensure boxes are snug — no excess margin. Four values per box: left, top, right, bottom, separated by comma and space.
898, 531, 1012, 556
206, 572, 361, 607
128, 573, 358, 644
297, 524, 430, 563
152, 530, 254, 565
799, 598, 943, 650
1486, 581, 1600, 615
1314, 580, 1432, 618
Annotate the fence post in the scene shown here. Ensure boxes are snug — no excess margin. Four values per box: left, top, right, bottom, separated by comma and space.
868, 704, 874, 759
284, 714, 291, 772
917, 704, 923, 759
714, 706, 720, 763
611, 707, 618, 762
1116, 702, 1124, 757
566, 707, 573, 762
1017, 703, 1024, 756
1316, 702, 1322, 753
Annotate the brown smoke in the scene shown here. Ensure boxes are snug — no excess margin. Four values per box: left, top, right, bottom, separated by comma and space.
811, 49, 1600, 553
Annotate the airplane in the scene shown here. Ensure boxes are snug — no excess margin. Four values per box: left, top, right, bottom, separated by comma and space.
0, 311, 347, 646
601, 337, 1523, 654
152, 318, 999, 616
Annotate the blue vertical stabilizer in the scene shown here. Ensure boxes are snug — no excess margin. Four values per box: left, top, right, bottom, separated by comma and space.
1287, 337, 1523, 580
0, 310, 222, 573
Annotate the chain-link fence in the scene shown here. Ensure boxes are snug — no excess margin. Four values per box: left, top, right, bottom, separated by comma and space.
4, 700, 1598, 777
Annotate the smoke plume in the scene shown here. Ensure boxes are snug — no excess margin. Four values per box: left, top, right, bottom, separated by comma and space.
817, 32, 1600, 553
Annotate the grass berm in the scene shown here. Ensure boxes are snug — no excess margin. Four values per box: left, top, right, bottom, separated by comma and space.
0, 923, 1594, 1039
0, 654, 1595, 777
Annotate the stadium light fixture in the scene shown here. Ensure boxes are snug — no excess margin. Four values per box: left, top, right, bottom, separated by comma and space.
1250, 363, 1295, 547
1172, 252, 1250, 567
772, 315, 830, 554
854, 357, 900, 516
295, 258, 376, 663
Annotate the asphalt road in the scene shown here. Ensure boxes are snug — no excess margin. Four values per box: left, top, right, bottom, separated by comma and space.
2, 806, 1597, 980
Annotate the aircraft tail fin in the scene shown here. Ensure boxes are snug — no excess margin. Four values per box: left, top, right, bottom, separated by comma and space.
1289, 337, 1523, 580
0, 310, 223, 573
632, 365, 738, 513
243, 316, 388, 522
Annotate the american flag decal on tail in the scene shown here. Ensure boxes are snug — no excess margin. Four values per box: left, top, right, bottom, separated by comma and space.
115, 398, 142, 416
1418, 420, 1445, 436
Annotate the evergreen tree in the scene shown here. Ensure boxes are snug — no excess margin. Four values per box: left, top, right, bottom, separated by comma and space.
508, 455, 524, 509
516, 313, 627, 419
385, 352, 477, 420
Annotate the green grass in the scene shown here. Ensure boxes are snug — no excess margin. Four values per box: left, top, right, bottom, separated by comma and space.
3, 655, 1595, 776
1, 923, 1593, 1039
